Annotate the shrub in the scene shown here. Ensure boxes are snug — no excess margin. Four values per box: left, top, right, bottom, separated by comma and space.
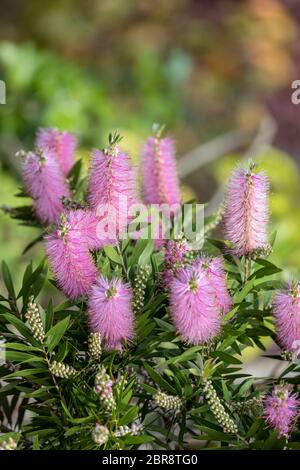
0, 127, 299, 450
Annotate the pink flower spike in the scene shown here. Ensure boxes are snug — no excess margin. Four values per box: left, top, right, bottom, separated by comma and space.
22, 148, 70, 224
66, 209, 103, 251
273, 283, 300, 353
169, 262, 221, 345
87, 146, 138, 244
223, 164, 269, 257
264, 385, 299, 437
36, 128, 77, 176
45, 214, 97, 299
88, 276, 134, 351
196, 255, 232, 315
141, 135, 181, 208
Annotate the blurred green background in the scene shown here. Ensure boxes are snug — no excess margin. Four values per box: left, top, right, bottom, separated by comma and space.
1, 0, 300, 290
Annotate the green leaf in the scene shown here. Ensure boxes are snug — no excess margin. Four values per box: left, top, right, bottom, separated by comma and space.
45, 299, 54, 332
245, 418, 264, 439
103, 245, 122, 265
1, 313, 33, 341
234, 278, 256, 303
196, 426, 236, 442
32, 435, 40, 450
167, 346, 202, 364
211, 351, 242, 365
45, 315, 70, 352
4, 343, 41, 352
144, 364, 177, 394
2, 368, 47, 380
141, 383, 157, 395
67, 159, 82, 190
18, 258, 47, 300
119, 406, 139, 426
1, 261, 16, 299
221, 380, 231, 402
123, 435, 154, 445
138, 239, 154, 266
130, 238, 149, 266
4, 350, 43, 363
237, 378, 254, 396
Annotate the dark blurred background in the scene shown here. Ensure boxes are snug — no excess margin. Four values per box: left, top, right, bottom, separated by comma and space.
1, 0, 300, 291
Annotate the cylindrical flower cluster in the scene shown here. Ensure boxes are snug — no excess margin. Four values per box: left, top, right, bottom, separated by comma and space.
223, 164, 269, 257
169, 261, 223, 344
132, 265, 150, 314
36, 127, 77, 176
92, 424, 109, 446
231, 396, 263, 414
263, 385, 299, 437
25, 297, 44, 343
196, 256, 232, 315
94, 367, 116, 411
49, 360, 77, 379
153, 391, 183, 412
88, 332, 102, 361
45, 212, 98, 299
202, 378, 238, 434
114, 423, 144, 437
273, 283, 300, 354
87, 145, 138, 245
141, 134, 181, 209
0, 437, 17, 450
21, 148, 70, 224
88, 276, 134, 351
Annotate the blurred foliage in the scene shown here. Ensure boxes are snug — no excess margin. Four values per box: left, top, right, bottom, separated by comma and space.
0, 41, 185, 156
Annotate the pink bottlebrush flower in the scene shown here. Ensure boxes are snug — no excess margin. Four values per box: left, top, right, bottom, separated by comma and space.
88, 276, 134, 351
36, 128, 77, 176
196, 256, 232, 314
87, 146, 138, 244
169, 262, 221, 344
45, 213, 97, 299
273, 283, 300, 352
223, 164, 269, 257
141, 135, 181, 208
22, 149, 70, 224
264, 385, 299, 437
66, 209, 103, 251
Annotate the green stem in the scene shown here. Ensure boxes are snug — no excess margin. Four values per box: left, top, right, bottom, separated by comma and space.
116, 242, 129, 282
243, 257, 251, 285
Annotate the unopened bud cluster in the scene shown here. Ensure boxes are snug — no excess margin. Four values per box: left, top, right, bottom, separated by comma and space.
249, 244, 272, 260
0, 437, 17, 450
49, 360, 77, 379
25, 297, 44, 343
92, 424, 109, 446
166, 237, 194, 272
114, 423, 144, 437
88, 332, 102, 361
132, 265, 150, 313
153, 391, 183, 412
232, 396, 263, 414
61, 196, 86, 210
202, 378, 238, 434
94, 367, 116, 411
